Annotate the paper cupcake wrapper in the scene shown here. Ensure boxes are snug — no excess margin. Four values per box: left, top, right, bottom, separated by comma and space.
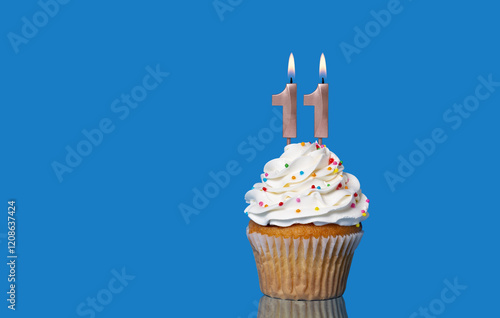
257, 295, 348, 318
247, 227, 363, 300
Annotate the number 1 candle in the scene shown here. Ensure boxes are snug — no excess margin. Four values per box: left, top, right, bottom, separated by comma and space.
272, 53, 297, 145
304, 53, 328, 145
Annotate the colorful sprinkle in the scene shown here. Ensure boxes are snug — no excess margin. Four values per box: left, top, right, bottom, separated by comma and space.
296, 198, 301, 203
351, 203, 355, 208
327, 184, 330, 187
328, 167, 332, 171
321, 144, 325, 148
317, 186, 321, 189
301, 142, 305, 146
285, 163, 289, 168
329, 158, 334, 164
264, 204, 268, 207
315, 207, 320, 211
339, 161, 343, 166
300, 171, 304, 175
311, 185, 316, 189
361, 210, 365, 213
333, 168, 338, 173
356, 223, 360, 227
279, 202, 284, 206
296, 209, 301, 213
311, 173, 316, 177
362, 213, 367, 217
263, 178, 268, 182
354, 193, 358, 197
345, 186, 349, 189
292, 176, 296, 180
265, 173, 268, 177
259, 201, 263, 206
366, 199, 370, 203
262, 187, 267, 191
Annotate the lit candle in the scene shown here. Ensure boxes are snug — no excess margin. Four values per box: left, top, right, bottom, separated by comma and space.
304, 53, 328, 145
272, 53, 297, 145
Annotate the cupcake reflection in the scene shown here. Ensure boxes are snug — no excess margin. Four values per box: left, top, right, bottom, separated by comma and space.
257, 295, 348, 318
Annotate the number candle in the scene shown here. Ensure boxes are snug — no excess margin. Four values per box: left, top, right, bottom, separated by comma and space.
304, 53, 328, 145
272, 53, 297, 145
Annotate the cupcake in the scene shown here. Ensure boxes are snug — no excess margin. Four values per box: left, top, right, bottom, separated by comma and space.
245, 141, 369, 300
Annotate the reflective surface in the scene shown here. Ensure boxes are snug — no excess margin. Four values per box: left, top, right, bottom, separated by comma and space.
258, 295, 348, 318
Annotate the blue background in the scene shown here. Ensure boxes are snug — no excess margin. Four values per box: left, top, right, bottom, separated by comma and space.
1, 0, 499, 317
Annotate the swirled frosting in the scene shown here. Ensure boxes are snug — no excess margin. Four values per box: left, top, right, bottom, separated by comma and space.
244, 142, 369, 227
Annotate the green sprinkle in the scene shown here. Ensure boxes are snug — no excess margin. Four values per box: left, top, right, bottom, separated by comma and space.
327, 184, 330, 187
285, 163, 289, 168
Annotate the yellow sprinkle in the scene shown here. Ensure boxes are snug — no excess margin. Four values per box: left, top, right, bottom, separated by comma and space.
292, 176, 296, 180
345, 186, 349, 189
296, 209, 301, 213
327, 167, 332, 171
315, 207, 320, 211
362, 213, 367, 216
301, 142, 305, 146
334, 168, 338, 173
356, 223, 360, 227
312, 173, 316, 177
264, 204, 268, 207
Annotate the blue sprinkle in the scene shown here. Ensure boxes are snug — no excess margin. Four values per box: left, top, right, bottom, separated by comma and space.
300, 171, 304, 175
317, 186, 321, 189
263, 178, 267, 182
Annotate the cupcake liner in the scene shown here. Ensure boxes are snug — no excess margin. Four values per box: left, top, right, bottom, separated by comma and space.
247, 227, 363, 300
257, 295, 348, 318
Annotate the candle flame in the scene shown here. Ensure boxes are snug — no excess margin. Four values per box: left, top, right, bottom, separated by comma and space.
319, 53, 327, 79
288, 53, 295, 79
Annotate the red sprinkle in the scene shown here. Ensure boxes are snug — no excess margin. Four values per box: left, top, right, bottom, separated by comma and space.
279, 202, 283, 206
354, 193, 358, 197
311, 185, 316, 189
262, 187, 267, 192
329, 158, 334, 164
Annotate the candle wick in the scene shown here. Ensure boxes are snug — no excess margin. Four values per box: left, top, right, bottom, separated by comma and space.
290, 78, 293, 84
322, 78, 324, 84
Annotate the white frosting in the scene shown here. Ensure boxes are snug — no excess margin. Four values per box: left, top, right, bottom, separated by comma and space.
244, 142, 369, 227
